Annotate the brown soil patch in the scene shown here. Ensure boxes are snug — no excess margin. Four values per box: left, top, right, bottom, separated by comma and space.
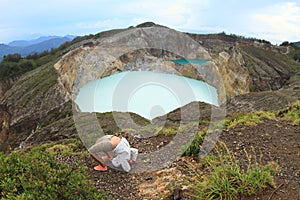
58, 118, 299, 200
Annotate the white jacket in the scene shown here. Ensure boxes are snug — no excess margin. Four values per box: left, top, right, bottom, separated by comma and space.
112, 137, 138, 172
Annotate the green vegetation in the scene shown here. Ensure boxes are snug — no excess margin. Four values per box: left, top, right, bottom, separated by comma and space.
183, 130, 206, 156
0, 30, 100, 83
178, 102, 299, 197
294, 51, 300, 61
223, 101, 300, 129
208, 32, 272, 44
241, 44, 300, 80
159, 126, 178, 135
292, 41, 300, 61
17, 62, 58, 108
185, 142, 278, 200
184, 101, 300, 157
224, 111, 275, 129
227, 32, 271, 44
0, 55, 36, 81
0, 50, 60, 84
279, 51, 300, 70
0, 142, 111, 200
181, 102, 300, 199
277, 100, 300, 125
44, 139, 85, 156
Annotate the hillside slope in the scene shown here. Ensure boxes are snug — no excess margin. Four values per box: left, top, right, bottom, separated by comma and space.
0, 22, 299, 153
0, 22, 299, 199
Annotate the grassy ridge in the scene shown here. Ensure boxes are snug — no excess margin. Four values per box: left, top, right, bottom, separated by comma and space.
0, 102, 298, 199
0, 141, 111, 200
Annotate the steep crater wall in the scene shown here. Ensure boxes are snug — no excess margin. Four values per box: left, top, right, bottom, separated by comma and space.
54, 26, 251, 105
0, 63, 75, 151
2, 24, 298, 152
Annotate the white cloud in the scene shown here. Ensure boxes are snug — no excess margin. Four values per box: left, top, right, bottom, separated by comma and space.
123, 0, 211, 29
252, 2, 300, 43
2, 0, 299, 44
170, 0, 212, 30
76, 19, 125, 30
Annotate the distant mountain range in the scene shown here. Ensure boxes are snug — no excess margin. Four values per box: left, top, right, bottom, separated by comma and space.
0, 35, 75, 60
293, 41, 300, 47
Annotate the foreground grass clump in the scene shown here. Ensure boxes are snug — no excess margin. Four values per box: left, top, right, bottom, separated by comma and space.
183, 130, 206, 156
0, 144, 111, 200
277, 100, 300, 125
183, 111, 275, 157
185, 142, 278, 200
224, 111, 275, 129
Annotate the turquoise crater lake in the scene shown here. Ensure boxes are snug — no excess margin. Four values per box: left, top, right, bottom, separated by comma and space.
171, 58, 208, 65
75, 71, 218, 120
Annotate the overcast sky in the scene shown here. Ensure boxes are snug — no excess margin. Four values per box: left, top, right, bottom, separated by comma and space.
1, 0, 299, 44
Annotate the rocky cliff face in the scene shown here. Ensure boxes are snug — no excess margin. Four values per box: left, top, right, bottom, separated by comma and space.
0, 22, 299, 152
240, 45, 293, 91
0, 60, 76, 151
54, 25, 252, 105
189, 33, 295, 92
54, 26, 212, 98
0, 77, 17, 99
0, 105, 10, 152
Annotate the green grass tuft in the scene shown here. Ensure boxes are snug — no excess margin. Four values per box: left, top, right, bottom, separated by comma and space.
185, 142, 278, 200
277, 100, 300, 125
224, 111, 276, 129
0, 144, 113, 200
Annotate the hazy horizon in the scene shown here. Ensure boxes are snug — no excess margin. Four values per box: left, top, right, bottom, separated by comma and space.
1, 1, 300, 45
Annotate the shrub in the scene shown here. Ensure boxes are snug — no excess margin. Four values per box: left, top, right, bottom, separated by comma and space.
224, 111, 275, 129
0, 58, 36, 81
0, 146, 112, 200
183, 111, 274, 157
183, 130, 206, 156
280, 41, 290, 46
184, 142, 278, 200
294, 50, 300, 61
277, 100, 300, 124
3, 54, 22, 62
160, 126, 178, 135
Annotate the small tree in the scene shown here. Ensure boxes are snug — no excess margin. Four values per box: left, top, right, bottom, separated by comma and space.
294, 51, 300, 62
3, 53, 22, 62
280, 41, 290, 46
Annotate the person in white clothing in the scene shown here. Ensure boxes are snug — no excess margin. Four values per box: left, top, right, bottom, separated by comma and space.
88, 135, 138, 172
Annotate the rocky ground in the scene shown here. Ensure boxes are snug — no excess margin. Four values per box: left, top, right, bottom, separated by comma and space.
58, 117, 299, 200
221, 119, 300, 200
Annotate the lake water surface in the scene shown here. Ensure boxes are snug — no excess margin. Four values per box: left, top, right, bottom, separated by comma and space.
171, 58, 208, 65
75, 71, 218, 120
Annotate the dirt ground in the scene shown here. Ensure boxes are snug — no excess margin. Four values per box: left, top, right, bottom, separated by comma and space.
65, 118, 298, 200
220, 119, 300, 200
